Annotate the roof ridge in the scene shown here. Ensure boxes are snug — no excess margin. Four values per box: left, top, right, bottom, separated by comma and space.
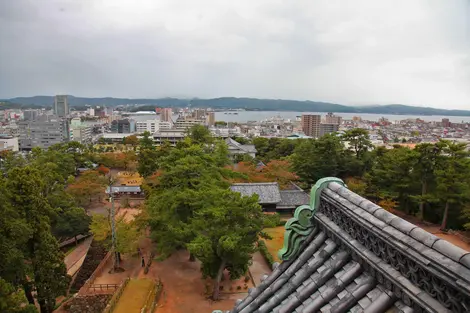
326, 182, 470, 269
231, 182, 279, 186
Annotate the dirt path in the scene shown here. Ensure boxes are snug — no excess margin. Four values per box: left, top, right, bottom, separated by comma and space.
249, 252, 272, 286
64, 236, 93, 276
144, 250, 238, 313
114, 279, 154, 313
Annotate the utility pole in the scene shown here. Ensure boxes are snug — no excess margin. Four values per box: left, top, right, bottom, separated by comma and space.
109, 185, 119, 270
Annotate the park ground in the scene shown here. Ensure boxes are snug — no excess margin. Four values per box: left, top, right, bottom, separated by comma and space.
63, 168, 470, 313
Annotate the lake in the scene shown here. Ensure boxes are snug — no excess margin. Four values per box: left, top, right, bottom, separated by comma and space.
127, 111, 470, 123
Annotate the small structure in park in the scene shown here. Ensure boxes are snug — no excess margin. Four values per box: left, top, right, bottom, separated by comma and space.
230, 182, 310, 215
105, 186, 142, 197
226, 137, 257, 158
216, 177, 470, 313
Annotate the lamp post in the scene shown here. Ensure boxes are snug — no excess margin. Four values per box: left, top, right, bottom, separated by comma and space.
109, 185, 119, 270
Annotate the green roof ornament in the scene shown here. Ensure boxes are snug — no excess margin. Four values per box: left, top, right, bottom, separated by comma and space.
278, 177, 346, 261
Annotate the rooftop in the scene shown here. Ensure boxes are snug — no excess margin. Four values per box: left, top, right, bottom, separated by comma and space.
221, 177, 470, 313
230, 182, 282, 204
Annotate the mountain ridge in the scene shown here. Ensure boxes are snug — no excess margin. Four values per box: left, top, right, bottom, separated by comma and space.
4, 96, 470, 117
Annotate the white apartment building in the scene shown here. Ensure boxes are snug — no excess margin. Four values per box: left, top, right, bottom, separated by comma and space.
136, 120, 172, 133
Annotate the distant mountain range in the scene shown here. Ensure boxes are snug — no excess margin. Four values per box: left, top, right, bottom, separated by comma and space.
2, 96, 470, 117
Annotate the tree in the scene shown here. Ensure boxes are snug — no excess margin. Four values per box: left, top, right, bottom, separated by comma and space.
261, 160, 299, 189
32, 231, 70, 313
96, 165, 110, 176
412, 143, 442, 220
124, 135, 139, 146
0, 278, 37, 313
291, 135, 346, 185
187, 189, 265, 300
433, 141, 470, 230
90, 213, 140, 261
67, 170, 107, 206
137, 132, 159, 178
5, 167, 69, 312
366, 146, 418, 214
187, 124, 213, 145
341, 128, 373, 176
53, 207, 91, 244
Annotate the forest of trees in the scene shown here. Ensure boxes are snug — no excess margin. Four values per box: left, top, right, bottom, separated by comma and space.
250, 129, 470, 230
0, 143, 98, 313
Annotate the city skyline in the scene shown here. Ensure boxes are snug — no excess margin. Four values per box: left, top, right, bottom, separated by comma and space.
1, 0, 469, 109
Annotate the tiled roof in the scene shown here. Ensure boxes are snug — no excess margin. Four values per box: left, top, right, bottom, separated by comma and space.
277, 190, 310, 208
105, 186, 141, 193
230, 183, 281, 204
221, 179, 470, 313
226, 138, 257, 154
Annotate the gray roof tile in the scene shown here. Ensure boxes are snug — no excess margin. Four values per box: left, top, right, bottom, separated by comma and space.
278, 190, 310, 208
224, 179, 470, 313
230, 182, 281, 203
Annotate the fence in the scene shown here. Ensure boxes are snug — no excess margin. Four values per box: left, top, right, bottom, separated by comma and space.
102, 277, 130, 313
140, 278, 163, 313
79, 250, 113, 295
87, 283, 119, 293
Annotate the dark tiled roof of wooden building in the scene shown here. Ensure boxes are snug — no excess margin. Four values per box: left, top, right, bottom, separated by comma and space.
216, 178, 470, 313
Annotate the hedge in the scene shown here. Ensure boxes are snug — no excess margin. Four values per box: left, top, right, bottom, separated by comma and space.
258, 240, 274, 267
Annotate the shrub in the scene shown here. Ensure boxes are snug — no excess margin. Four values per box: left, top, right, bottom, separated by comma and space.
237, 286, 242, 290
258, 240, 274, 267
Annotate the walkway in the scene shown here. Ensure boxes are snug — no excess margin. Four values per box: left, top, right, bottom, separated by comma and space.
249, 251, 272, 287
65, 236, 93, 277
113, 279, 155, 313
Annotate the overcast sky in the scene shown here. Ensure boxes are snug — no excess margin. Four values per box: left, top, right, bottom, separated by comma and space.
0, 0, 469, 109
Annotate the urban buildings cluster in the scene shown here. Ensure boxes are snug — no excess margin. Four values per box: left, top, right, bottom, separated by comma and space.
1, 95, 470, 152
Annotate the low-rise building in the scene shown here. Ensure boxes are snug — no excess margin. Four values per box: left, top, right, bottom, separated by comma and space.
136, 120, 171, 133
225, 137, 257, 158
174, 117, 205, 129
230, 182, 310, 215
152, 129, 186, 146
0, 135, 19, 152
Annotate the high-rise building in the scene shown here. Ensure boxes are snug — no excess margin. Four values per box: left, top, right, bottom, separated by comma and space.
325, 112, 342, 125
301, 114, 321, 138
442, 118, 451, 128
320, 123, 340, 137
54, 95, 69, 117
72, 126, 93, 144
18, 115, 69, 150
161, 108, 173, 122
206, 112, 215, 126
111, 119, 136, 133
23, 110, 38, 121
193, 108, 206, 120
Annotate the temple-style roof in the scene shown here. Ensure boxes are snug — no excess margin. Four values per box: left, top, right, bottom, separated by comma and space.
230, 182, 282, 204
217, 177, 470, 313
226, 138, 257, 154
278, 190, 311, 209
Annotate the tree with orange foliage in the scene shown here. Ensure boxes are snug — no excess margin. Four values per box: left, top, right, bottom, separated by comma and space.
96, 165, 110, 176
67, 170, 108, 207
230, 160, 298, 189
261, 160, 299, 189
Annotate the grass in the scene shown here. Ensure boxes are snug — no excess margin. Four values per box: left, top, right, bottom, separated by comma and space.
113, 279, 155, 313
263, 226, 286, 263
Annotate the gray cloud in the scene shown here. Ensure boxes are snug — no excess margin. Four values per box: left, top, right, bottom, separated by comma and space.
0, 0, 469, 109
